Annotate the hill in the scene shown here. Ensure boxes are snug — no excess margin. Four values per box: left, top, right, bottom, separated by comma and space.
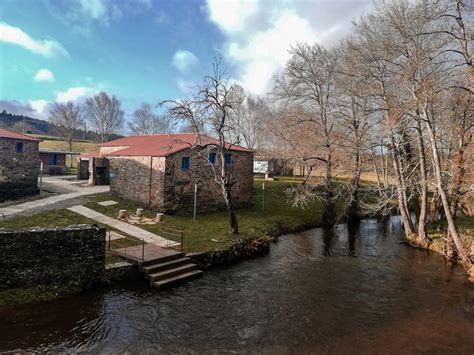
0, 110, 123, 141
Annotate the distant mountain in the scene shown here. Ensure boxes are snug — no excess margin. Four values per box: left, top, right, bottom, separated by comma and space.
0, 110, 50, 135
0, 110, 123, 142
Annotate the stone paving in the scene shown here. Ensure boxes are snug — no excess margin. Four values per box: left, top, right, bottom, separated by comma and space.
67, 205, 179, 248
0, 185, 109, 218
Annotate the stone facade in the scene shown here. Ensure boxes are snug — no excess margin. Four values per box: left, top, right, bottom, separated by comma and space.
108, 148, 254, 213
0, 138, 40, 201
0, 225, 105, 291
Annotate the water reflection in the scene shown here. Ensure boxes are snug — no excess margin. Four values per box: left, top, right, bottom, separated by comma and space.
0, 220, 473, 353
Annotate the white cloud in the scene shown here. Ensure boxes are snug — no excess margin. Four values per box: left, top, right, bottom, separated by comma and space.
34, 69, 55, 82
29, 100, 49, 115
206, 0, 373, 95
80, 0, 107, 20
207, 0, 259, 33
171, 50, 198, 73
0, 22, 69, 58
55, 86, 91, 103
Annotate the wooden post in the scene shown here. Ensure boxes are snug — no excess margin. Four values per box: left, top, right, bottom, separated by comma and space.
142, 239, 145, 261
108, 229, 111, 251
262, 182, 265, 211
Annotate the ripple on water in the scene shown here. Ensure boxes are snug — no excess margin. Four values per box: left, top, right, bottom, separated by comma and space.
0, 220, 473, 353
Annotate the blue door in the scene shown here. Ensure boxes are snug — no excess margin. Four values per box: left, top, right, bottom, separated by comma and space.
49, 153, 57, 165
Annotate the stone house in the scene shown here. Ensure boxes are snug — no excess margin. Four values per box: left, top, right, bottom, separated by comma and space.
97, 133, 254, 213
0, 128, 41, 201
39, 148, 80, 175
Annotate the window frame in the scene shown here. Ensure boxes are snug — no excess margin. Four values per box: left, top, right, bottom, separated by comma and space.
15, 142, 24, 153
209, 152, 216, 165
225, 153, 233, 166
181, 156, 190, 171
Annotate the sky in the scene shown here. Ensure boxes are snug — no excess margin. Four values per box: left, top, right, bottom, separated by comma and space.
0, 0, 373, 122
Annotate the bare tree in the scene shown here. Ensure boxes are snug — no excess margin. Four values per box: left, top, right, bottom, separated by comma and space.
128, 103, 171, 135
273, 43, 342, 227
161, 58, 243, 234
48, 101, 83, 154
83, 92, 124, 142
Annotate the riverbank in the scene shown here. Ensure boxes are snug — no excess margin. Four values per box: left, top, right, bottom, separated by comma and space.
404, 216, 474, 281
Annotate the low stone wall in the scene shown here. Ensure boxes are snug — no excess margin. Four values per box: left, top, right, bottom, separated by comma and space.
0, 225, 105, 293
102, 262, 142, 284
188, 236, 274, 270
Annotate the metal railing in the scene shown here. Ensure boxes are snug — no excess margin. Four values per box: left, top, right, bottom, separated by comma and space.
162, 227, 184, 252
107, 229, 146, 261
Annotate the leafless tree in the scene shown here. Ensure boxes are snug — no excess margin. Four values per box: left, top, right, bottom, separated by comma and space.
128, 103, 171, 135
226, 85, 269, 149
48, 101, 83, 154
83, 92, 124, 142
161, 58, 243, 234
273, 43, 342, 227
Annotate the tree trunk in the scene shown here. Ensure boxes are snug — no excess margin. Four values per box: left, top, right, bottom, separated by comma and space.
222, 183, 239, 234
415, 116, 429, 245
424, 117, 469, 264
322, 149, 336, 228
348, 150, 361, 223
389, 133, 415, 239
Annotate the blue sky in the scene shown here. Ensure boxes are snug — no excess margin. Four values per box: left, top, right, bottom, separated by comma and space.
0, 0, 373, 123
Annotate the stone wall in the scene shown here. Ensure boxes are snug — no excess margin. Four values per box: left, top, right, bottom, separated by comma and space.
164, 149, 254, 213
0, 225, 105, 291
108, 148, 253, 213
108, 156, 166, 207
0, 138, 40, 200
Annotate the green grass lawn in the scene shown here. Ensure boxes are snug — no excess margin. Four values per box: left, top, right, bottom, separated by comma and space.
84, 180, 325, 253
0, 180, 324, 257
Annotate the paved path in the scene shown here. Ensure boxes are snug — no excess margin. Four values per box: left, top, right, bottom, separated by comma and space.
67, 205, 178, 247
0, 186, 109, 217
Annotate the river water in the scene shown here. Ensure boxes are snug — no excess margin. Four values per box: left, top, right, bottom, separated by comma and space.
1, 219, 473, 353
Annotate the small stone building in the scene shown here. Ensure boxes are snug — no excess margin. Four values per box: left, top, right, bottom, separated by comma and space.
97, 133, 254, 213
0, 128, 41, 201
39, 148, 80, 175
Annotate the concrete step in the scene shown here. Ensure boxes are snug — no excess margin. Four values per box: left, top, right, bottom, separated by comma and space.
147, 263, 197, 282
140, 252, 184, 267
152, 270, 203, 289
141, 257, 192, 274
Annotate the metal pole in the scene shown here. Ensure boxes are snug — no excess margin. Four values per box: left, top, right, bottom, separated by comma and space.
262, 182, 265, 211
39, 161, 43, 194
193, 183, 197, 221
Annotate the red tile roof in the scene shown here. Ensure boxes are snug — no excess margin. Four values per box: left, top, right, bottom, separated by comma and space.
101, 133, 253, 157
0, 128, 42, 142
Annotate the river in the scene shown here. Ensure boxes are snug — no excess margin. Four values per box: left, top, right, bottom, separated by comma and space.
1, 219, 473, 353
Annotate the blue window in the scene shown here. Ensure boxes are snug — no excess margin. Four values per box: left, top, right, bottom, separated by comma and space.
181, 157, 190, 171
15, 142, 23, 153
209, 152, 216, 165
225, 153, 233, 165
49, 153, 57, 165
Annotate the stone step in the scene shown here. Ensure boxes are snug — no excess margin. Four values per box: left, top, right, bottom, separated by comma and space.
141, 257, 192, 274
147, 263, 197, 282
152, 270, 203, 289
